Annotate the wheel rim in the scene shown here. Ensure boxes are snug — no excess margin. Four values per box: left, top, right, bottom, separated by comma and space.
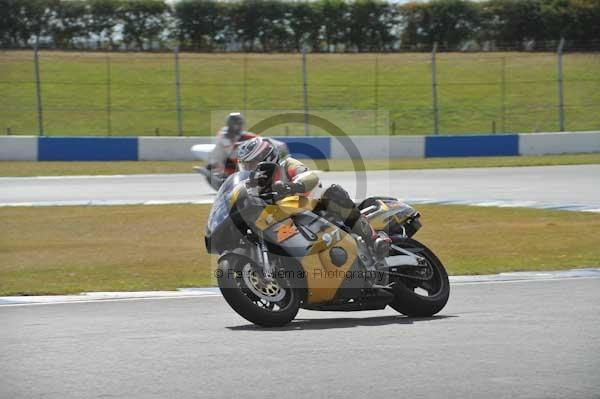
394, 247, 444, 298
235, 262, 293, 312
242, 263, 287, 302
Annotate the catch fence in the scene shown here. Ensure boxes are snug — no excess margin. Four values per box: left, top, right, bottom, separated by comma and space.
1, 43, 599, 136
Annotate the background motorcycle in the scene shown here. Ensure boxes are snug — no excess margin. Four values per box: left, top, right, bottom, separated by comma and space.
192, 138, 289, 191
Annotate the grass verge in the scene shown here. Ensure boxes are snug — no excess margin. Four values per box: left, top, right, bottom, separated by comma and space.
1, 153, 600, 177
1, 204, 599, 296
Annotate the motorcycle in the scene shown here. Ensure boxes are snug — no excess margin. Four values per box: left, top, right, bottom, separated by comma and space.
192, 138, 289, 191
205, 162, 450, 327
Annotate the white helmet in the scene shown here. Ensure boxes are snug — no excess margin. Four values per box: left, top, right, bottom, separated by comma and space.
237, 137, 279, 171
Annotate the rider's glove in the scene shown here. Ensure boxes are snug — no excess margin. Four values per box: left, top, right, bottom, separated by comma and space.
273, 180, 306, 199
272, 181, 293, 198
290, 181, 305, 194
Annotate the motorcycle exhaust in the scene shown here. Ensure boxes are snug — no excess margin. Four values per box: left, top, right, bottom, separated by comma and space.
383, 254, 420, 268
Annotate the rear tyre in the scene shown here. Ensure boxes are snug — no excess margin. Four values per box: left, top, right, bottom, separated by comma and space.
217, 255, 301, 327
388, 238, 450, 317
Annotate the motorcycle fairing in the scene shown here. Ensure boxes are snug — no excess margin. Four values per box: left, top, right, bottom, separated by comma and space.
253, 196, 320, 231
299, 221, 359, 304
254, 205, 361, 304
360, 197, 421, 235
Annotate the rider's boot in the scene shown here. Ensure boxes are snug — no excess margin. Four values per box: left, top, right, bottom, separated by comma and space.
351, 215, 390, 260
319, 184, 390, 260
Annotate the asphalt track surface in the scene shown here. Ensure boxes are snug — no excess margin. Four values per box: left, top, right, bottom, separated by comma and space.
1, 164, 599, 208
2, 164, 599, 398
2, 278, 599, 399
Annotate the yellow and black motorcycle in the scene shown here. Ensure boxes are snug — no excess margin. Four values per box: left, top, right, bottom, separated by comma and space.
205, 162, 450, 327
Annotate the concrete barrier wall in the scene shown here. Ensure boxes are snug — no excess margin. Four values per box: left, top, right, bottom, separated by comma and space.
1, 132, 599, 161
0, 136, 38, 160
331, 136, 424, 159
137, 136, 332, 160
425, 134, 519, 157
276, 137, 331, 159
38, 137, 138, 161
138, 137, 214, 161
519, 131, 600, 155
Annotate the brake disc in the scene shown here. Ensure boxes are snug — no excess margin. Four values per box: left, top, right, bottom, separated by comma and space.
242, 263, 287, 302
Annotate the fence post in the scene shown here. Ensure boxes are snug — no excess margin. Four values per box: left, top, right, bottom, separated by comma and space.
557, 38, 565, 132
500, 56, 506, 133
33, 42, 44, 136
431, 42, 439, 136
243, 53, 248, 113
374, 55, 379, 135
105, 54, 112, 136
174, 46, 183, 136
301, 49, 309, 136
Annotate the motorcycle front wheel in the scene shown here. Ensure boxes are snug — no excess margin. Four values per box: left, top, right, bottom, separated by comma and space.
388, 238, 450, 317
217, 256, 301, 327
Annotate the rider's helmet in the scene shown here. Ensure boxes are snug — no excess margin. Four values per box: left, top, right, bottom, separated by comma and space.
237, 137, 279, 172
225, 112, 244, 139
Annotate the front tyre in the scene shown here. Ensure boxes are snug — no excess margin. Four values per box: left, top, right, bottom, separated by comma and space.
388, 238, 450, 317
217, 256, 301, 327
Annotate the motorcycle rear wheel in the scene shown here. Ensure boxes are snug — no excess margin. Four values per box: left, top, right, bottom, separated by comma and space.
218, 256, 301, 327
388, 238, 450, 317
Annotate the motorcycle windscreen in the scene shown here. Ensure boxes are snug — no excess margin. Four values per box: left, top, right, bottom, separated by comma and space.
206, 171, 251, 234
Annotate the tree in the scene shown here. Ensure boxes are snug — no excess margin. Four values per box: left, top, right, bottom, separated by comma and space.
0, 0, 24, 46
427, 0, 480, 47
480, 0, 544, 45
174, 0, 227, 50
88, 0, 120, 48
119, 0, 168, 50
256, 0, 290, 51
398, 1, 430, 49
538, 0, 600, 45
229, 0, 262, 51
15, 0, 59, 45
50, 0, 89, 47
287, 1, 320, 52
570, 0, 600, 45
1, 0, 599, 52
348, 0, 397, 51
317, 0, 350, 51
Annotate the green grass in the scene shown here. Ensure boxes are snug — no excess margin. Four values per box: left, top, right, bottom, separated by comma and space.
1, 51, 599, 136
1, 153, 599, 177
1, 203, 599, 296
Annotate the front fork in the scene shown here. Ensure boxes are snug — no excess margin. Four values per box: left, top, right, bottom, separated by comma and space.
257, 234, 275, 279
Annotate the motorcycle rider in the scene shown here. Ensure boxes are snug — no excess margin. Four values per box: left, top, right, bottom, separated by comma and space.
208, 112, 257, 173
237, 137, 389, 258
237, 136, 319, 196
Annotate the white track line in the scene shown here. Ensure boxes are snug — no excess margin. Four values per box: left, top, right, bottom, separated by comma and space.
0, 173, 194, 181
1, 269, 598, 307
0, 199, 214, 207
399, 198, 600, 213
0, 288, 221, 307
